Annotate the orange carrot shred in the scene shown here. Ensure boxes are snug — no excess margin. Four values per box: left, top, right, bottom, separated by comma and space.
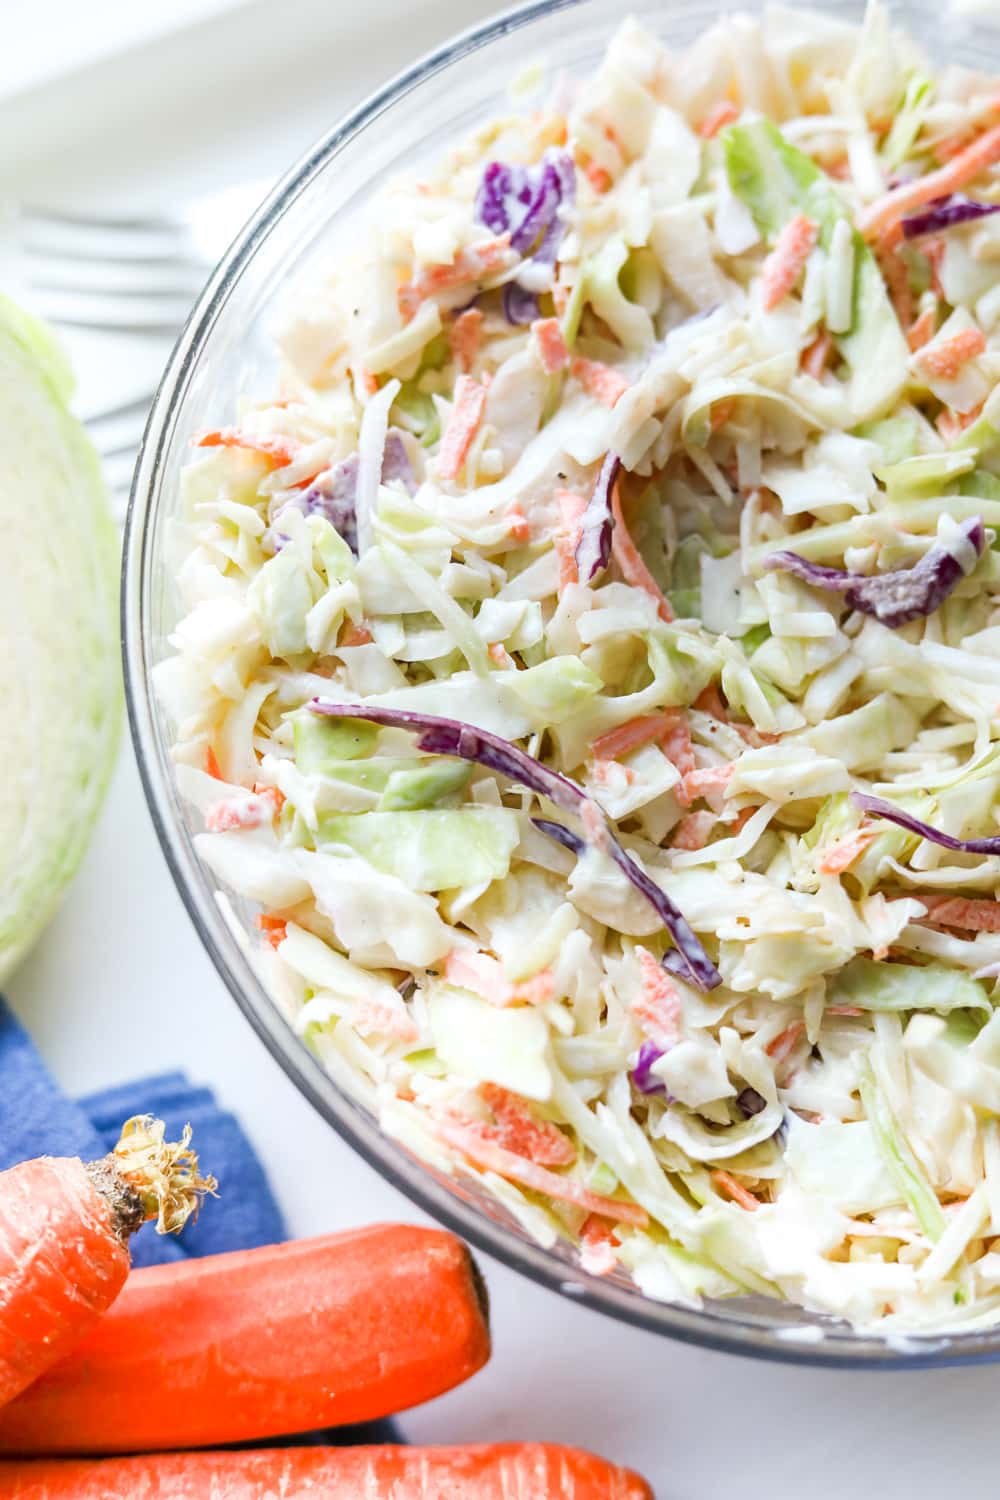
677, 763, 734, 808
437, 375, 488, 481
761, 214, 818, 312
554, 489, 588, 591
767, 1020, 806, 1064
449, 308, 484, 373
571, 356, 629, 407
859, 122, 1000, 239
436, 1119, 649, 1226
205, 747, 223, 780
479, 1084, 576, 1167
585, 162, 613, 194
256, 914, 288, 949
505, 500, 531, 543
195, 428, 300, 468
699, 100, 739, 139
907, 304, 938, 352
397, 235, 513, 320
801, 330, 834, 379
533, 316, 571, 374
631, 948, 683, 1050
916, 327, 986, 380
609, 482, 673, 620
712, 1169, 762, 1212
671, 810, 716, 851
591, 712, 684, 763
817, 828, 878, 875
578, 1215, 620, 1276
917, 895, 1000, 933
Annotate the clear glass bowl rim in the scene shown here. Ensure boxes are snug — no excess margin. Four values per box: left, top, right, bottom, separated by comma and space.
122, 0, 1000, 1369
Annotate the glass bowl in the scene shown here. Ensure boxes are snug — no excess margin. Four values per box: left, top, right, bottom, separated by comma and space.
123, 0, 1000, 1367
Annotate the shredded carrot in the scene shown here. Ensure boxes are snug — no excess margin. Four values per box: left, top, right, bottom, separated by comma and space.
712, 1169, 762, 1212
609, 482, 673, 621
256, 914, 288, 950
677, 763, 734, 808
436, 1119, 649, 1226
338, 620, 374, 648
817, 828, 878, 875
916, 327, 986, 380
479, 1084, 576, 1166
631, 948, 683, 1050
917, 895, 1000, 933
710, 397, 737, 432
448, 308, 484, 373
801, 330, 834, 379
204, 789, 283, 834
488, 641, 515, 668
533, 316, 571, 374
825, 157, 851, 181
660, 712, 696, 780
205, 747, 223, 781
397, 235, 513, 319
591, 711, 686, 763
591, 759, 636, 788
570, 356, 629, 407
859, 122, 1000, 239
761, 214, 818, 312
443, 949, 553, 1007
353, 996, 419, 1044
437, 375, 488, 481
874, 234, 914, 329
554, 489, 587, 591
698, 100, 739, 139
578, 1215, 620, 1276
505, 501, 531, 543
826, 1005, 865, 1017
195, 428, 300, 468
767, 1020, 806, 1065
671, 811, 716, 852
907, 303, 938, 352
585, 161, 613, 194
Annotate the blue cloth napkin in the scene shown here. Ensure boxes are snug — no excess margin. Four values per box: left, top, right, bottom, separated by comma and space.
0, 995, 400, 1447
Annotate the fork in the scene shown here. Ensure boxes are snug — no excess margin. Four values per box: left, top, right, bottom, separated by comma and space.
11, 181, 271, 512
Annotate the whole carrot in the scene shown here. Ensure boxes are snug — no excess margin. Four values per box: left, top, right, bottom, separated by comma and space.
0, 1225, 490, 1453
0, 1117, 213, 1410
0, 1444, 653, 1500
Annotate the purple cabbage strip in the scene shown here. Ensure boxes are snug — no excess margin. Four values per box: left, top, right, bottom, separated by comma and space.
531, 816, 586, 855
307, 701, 720, 989
575, 453, 622, 584
475, 150, 576, 324
736, 1086, 766, 1119
267, 429, 417, 555
902, 194, 1000, 241
852, 792, 1000, 854
632, 1040, 669, 1098
502, 282, 541, 325
381, 430, 418, 496
764, 517, 986, 629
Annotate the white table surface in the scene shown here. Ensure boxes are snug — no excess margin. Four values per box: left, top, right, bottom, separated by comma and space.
7, 3, 1000, 1493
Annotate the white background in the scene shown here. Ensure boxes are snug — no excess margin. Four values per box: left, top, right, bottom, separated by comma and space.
6, 3, 1000, 1492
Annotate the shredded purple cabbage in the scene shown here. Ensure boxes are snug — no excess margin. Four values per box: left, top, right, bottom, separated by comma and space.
531, 817, 586, 855
308, 701, 720, 989
475, 150, 575, 324
902, 194, 1000, 241
268, 430, 417, 555
852, 792, 1000, 854
632, 1041, 669, 1098
575, 453, 621, 584
502, 283, 541, 325
764, 517, 986, 628
736, 1087, 767, 1118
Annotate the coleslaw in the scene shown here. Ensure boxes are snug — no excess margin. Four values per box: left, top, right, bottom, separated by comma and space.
158, 2, 1000, 1334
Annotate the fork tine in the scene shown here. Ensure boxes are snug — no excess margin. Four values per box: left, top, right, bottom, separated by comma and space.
21, 204, 184, 235
87, 392, 155, 429
30, 287, 191, 333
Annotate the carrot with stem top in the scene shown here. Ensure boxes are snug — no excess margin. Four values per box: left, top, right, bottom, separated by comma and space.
0, 1225, 489, 1454
0, 1444, 654, 1500
0, 1117, 214, 1410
